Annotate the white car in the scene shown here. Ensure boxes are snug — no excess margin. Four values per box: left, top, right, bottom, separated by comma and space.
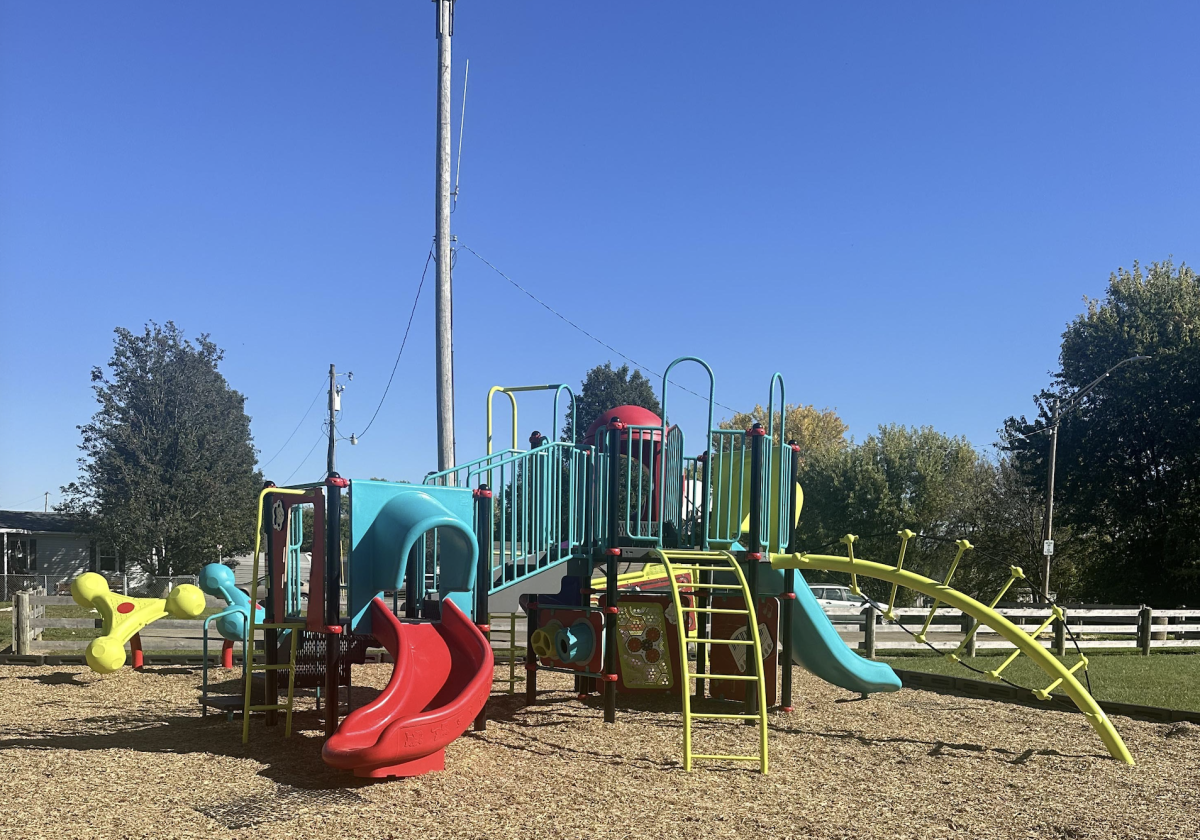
808, 584, 886, 616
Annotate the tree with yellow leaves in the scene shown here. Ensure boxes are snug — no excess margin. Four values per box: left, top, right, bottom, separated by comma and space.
717, 403, 848, 464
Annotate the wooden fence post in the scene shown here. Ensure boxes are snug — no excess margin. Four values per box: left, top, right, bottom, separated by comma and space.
960, 612, 977, 658
1152, 613, 1169, 642
863, 605, 877, 660
1138, 606, 1152, 656
1054, 610, 1067, 657
14, 591, 29, 655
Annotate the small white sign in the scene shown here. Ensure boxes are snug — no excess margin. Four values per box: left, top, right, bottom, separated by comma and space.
1043, 540, 1055, 556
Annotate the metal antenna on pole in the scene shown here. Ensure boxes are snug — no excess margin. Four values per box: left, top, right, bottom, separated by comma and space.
452, 58, 469, 212
434, 0, 457, 474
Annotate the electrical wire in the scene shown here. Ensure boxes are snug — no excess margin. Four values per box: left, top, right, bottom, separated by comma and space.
283, 429, 327, 485
460, 244, 740, 415
0, 493, 47, 510
354, 249, 433, 441
259, 378, 327, 469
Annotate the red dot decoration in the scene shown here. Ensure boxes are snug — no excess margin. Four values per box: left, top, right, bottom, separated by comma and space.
117, 602, 135, 614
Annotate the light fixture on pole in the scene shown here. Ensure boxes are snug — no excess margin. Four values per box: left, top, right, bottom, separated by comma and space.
1040, 354, 1151, 600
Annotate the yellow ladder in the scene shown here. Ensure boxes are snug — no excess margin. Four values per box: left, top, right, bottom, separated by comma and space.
241, 487, 306, 744
652, 549, 768, 773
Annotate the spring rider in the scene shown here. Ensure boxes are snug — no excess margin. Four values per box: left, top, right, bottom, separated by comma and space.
71, 572, 206, 674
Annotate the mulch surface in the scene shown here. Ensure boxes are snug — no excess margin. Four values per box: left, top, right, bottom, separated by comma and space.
1, 663, 1197, 839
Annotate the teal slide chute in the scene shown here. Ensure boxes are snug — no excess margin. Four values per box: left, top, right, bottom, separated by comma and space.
755, 566, 902, 695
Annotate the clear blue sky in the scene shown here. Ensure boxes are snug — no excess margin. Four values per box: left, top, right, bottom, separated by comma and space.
2, 2, 1197, 509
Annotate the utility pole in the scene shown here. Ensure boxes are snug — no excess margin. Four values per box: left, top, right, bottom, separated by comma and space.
433, 0, 457, 473
44, 492, 48, 513
1037, 354, 1150, 601
1040, 403, 1059, 602
327, 363, 338, 478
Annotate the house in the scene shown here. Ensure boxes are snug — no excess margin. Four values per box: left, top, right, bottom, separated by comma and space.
0, 510, 107, 581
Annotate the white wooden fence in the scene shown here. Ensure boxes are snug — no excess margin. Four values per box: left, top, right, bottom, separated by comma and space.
8, 588, 1200, 660
10, 590, 257, 655
820, 605, 1200, 658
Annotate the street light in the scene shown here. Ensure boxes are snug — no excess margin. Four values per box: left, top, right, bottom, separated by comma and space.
1040, 354, 1151, 600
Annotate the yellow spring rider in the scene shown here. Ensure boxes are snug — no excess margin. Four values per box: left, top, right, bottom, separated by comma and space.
71, 572, 206, 674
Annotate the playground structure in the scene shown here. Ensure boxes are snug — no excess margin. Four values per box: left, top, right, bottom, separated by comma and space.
69, 356, 1135, 777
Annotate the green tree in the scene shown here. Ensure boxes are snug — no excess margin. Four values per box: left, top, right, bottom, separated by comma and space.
561, 362, 661, 443
1003, 260, 1200, 605
718, 403, 849, 465
60, 322, 262, 576
795, 425, 997, 602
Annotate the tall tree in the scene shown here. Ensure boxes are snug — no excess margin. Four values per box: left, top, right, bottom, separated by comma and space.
795, 425, 1000, 602
562, 362, 662, 443
1003, 260, 1200, 604
61, 322, 262, 576
718, 403, 849, 465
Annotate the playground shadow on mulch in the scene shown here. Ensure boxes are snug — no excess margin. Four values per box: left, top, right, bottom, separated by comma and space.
17, 672, 91, 687
0, 703, 372, 791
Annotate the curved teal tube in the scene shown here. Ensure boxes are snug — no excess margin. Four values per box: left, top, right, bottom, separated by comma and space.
349, 488, 478, 634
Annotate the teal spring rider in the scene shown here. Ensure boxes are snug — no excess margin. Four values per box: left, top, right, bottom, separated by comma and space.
199, 564, 265, 667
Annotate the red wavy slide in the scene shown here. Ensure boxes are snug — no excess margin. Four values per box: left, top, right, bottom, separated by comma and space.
322, 597, 493, 778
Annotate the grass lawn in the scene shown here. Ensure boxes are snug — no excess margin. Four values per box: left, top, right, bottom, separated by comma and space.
881, 650, 1200, 712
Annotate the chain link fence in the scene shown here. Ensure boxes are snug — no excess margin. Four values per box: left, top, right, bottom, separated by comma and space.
1, 573, 199, 601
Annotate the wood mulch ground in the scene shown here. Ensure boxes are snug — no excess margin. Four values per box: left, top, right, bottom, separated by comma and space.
1, 663, 1197, 840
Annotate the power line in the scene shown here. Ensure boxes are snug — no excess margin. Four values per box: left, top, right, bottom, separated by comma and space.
354, 249, 434, 441
460, 244, 739, 414
0, 492, 46, 510
283, 429, 328, 485
260, 378, 327, 469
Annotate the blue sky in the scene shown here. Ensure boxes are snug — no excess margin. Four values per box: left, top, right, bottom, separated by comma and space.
1, 2, 1197, 509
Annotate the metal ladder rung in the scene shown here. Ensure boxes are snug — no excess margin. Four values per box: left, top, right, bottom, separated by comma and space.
692, 713, 759, 720
249, 663, 294, 672
657, 548, 768, 774
256, 622, 305, 629
685, 672, 758, 682
693, 637, 754, 645
691, 754, 762, 762
247, 704, 291, 712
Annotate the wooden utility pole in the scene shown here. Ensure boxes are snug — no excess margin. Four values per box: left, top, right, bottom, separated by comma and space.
327, 363, 337, 478
433, 0, 457, 473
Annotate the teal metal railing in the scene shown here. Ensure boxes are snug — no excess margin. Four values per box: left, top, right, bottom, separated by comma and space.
286, 505, 303, 617
424, 441, 591, 595
707, 428, 747, 547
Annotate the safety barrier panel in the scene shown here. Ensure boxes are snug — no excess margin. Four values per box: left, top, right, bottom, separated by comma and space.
426, 442, 591, 595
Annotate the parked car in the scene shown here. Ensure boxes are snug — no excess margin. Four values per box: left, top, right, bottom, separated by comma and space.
808, 584, 887, 617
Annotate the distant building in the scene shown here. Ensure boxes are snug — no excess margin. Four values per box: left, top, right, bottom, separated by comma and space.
0, 510, 111, 582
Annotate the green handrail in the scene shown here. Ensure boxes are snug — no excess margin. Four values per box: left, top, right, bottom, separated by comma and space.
660, 357, 716, 550
487, 384, 577, 454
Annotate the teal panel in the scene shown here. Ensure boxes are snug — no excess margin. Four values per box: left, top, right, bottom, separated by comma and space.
348, 480, 478, 634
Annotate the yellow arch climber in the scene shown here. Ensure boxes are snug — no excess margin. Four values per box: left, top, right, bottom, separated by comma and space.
770, 540, 1134, 766
71, 572, 206, 674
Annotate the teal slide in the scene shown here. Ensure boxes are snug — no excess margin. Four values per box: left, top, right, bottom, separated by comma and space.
756, 565, 902, 695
